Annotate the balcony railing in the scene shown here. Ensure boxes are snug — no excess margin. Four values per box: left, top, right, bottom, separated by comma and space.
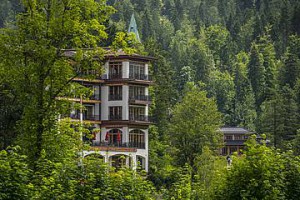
129, 115, 150, 122
109, 115, 122, 120
109, 73, 123, 79
129, 73, 152, 81
108, 94, 122, 101
129, 95, 151, 102
102, 73, 152, 81
69, 114, 101, 121
91, 141, 145, 149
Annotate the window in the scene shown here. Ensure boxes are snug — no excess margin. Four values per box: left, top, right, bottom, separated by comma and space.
129, 106, 146, 121
129, 86, 145, 99
234, 134, 244, 140
107, 129, 123, 145
109, 62, 122, 79
129, 129, 145, 149
109, 106, 122, 120
224, 135, 233, 140
109, 86, 122, 100
75, 104, 94, 120
129, 62, 145, 80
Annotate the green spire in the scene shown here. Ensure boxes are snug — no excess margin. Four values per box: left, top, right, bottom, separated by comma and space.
128, 14, 141, 43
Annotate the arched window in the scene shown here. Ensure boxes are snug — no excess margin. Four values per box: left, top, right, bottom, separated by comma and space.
129, 129, 145, 149
106, 129, 122, 146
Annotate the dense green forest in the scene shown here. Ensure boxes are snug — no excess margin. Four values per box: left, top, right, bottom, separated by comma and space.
1, 0, 300, 199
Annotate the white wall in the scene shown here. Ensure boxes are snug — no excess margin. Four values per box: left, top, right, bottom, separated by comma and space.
88, 60, 150, 172
123, 61, 129, 78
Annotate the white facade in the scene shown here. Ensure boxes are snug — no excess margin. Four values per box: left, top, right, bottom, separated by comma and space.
78, 57, 152, 172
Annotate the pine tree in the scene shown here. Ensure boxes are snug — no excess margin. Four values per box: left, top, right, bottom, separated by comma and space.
232, 52, 256, 130
248, 43, 266, 111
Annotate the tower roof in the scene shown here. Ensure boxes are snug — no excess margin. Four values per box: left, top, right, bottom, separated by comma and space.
128, 14, 141, 43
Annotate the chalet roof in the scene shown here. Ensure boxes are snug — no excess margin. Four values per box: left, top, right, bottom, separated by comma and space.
220, 127, 252, 134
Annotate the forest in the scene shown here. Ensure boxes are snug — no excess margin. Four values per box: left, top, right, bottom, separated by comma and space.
0, 0, 300, 199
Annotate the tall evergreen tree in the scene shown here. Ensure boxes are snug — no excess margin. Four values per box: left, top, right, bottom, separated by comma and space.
232, 52, 256, 130
248, 43, 266, 111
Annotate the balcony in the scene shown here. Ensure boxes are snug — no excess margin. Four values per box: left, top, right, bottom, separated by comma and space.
91, 141, 145, 149
108, 94, 122, 101
129, 115, 150, 122
69, 114, 101, 121
109, 115, 122, 120
102, 73, 153, 82
108, 73, 123, 79
129, 73, 152, 81
129, 95, 151, 103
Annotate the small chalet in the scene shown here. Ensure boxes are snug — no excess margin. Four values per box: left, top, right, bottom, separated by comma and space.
220, 127, 253, 155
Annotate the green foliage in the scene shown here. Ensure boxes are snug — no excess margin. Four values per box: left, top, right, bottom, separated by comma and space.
0, 146, 31, 200
207, 70, 235, 124
200, 25, 231, 70
292, 130, 300, 155
148, 126, 178, 189
283, 150, 300, 200
0, 147, 156, 199
166, 165, 192, 200
232, 52, 257, 130
106, 168, 155, 200
1, 0, 300, 198
0, 0, 114, 162
260, 86, 299, 149
218, 135, 286, 200
168, 83, 223, 167
111, 32, 142, 54
192, 147, 227, 200
216, 136, 300, 200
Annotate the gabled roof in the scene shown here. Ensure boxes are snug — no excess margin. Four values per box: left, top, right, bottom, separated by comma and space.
128, 14, 141, 43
